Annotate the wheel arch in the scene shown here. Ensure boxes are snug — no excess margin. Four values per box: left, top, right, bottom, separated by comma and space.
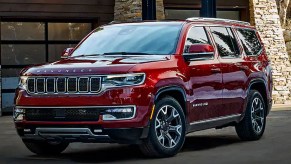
154, 86, 188, 118
247, 79, 269, 115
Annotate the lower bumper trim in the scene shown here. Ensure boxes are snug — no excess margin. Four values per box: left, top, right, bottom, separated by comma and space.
20, 127, 148, 144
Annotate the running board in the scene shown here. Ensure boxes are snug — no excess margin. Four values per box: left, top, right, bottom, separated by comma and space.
187, 114, 241, 133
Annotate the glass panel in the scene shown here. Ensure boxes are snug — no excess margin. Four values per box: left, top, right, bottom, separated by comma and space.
1, 44, 46, 65
226, 28, 240, 56
71, 24, 182, 56
48, 23, 91, 40
217, 11, 240, 20
184, 27, 210, 53
1, 68, 23, 77
165, 9, 199, 20
1, 22, 45, 40
210, 27, 237, 58
237, 29, 262, 56
165, 9, 240, 21
48, 44, 76, 62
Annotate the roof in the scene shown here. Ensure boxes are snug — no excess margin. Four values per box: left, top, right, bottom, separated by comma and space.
106, 17, 253, 28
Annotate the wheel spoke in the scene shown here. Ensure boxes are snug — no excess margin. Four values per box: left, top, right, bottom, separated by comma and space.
169, 125, 182, 136
165, 133, 176, 148
156, 119, 161, 129
166, 108, 179, 123
158, 134, 165, 146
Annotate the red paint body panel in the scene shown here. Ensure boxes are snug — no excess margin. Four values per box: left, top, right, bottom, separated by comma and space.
14, 20, 273, 134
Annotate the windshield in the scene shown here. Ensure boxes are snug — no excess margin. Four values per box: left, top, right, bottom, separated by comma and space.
71, 23, 182, 56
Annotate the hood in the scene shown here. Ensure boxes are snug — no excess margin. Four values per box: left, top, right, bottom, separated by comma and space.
21, 55, 171, 76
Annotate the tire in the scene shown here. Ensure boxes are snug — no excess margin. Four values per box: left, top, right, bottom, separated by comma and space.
235, 90, 266, 141
139, 96, 186, 158
23, 140, 69, 155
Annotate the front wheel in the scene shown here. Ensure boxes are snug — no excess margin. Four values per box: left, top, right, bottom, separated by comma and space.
139, 96, 186, 158
23, 140, 69, 155
235, 90, 266, 141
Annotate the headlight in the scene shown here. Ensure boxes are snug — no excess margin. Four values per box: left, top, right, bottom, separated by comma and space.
19, 76, 28, 89
102, 73, 145, 88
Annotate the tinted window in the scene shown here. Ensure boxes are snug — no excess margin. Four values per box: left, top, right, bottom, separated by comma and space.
72, 24, 182, 56
184, 27, 210, 53
210, 27, 240, 58
237, 29, 262, 56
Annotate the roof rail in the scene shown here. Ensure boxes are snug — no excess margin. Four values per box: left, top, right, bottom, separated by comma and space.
186, 17, 251, 26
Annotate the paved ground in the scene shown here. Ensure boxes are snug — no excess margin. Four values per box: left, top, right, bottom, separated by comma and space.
0, 109, 291, 164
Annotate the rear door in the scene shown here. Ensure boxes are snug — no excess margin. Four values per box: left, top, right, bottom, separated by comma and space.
184, 26, 223, 122
209, 26, 247, 116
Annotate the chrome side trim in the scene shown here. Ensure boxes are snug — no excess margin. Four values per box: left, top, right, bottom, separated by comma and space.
190, 114, 241, 125
188, 114, 241, 133
35, 128, 108, 137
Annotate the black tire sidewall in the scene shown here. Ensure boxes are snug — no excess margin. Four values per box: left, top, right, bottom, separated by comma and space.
148, 97, 186, 156
22, 140, 69, 155
246, 91, 266, 138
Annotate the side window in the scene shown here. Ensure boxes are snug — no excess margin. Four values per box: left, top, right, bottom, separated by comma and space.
184, 26, 210, 53
236, 29, 262, 56
210, 27, 240, 58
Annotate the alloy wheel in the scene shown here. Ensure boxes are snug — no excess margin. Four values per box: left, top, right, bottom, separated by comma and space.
251, 97, 265, 134
155, 105, 182, 149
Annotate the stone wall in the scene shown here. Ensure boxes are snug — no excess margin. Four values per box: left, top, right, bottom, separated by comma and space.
156, 0, 165, 20
114, 0, 143, 21
114, 0, 165, 21
250, 0, 291, 104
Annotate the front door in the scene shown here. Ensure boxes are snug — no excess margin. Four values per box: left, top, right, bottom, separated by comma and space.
184, 26, 223, 122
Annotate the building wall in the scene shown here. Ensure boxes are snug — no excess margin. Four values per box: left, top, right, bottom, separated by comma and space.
114, 0, 165, 21
0, 0, 114, 25
250, 0, 291, 104
0, 0, 115, 113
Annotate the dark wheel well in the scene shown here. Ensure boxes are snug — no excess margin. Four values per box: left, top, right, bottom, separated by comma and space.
155, 89, 187, 117
249, 82, 268, 113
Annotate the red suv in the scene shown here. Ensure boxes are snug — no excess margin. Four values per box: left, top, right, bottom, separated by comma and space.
14, 18, 273, 157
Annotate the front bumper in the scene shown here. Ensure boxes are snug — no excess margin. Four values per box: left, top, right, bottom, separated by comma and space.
19, 127, 149, 144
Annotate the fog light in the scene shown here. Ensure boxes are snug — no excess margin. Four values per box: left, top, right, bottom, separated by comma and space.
102, 107, 135, 121
13, 108, 25, 121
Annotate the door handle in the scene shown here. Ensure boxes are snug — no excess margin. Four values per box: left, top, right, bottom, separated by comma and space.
210, 68, 221, 74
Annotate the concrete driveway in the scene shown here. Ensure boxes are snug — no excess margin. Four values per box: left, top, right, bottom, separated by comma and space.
0, 109, 290, 163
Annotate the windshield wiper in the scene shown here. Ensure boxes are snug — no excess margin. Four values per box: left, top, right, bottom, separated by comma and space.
103, 52, 152, 55
70, 54, 102, 58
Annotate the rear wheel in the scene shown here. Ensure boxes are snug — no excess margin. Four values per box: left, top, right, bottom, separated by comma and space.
235, 90, 266, 141
139, 96, 186, 158
23, 140, 69, 155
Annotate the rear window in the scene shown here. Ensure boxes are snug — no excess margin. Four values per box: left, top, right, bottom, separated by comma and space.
236, 29, 262, 56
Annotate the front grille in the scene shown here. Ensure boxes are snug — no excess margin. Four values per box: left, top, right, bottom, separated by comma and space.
27, 77, 101, 95
25, 108, 100, 121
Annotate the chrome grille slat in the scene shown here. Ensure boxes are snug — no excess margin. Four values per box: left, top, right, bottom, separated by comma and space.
27, 77, 101, 95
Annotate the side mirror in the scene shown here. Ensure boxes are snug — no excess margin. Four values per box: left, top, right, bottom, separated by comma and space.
183, 44, 214, 61
61, 48, 74, 59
